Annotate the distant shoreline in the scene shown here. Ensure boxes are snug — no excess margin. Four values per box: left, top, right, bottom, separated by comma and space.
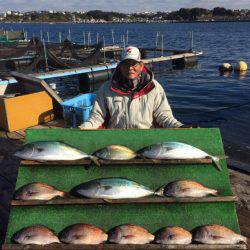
1, 20, 250, 25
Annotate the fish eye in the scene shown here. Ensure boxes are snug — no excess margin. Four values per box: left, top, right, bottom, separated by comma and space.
24, 235, 32, 240
36, 147, 44, 153
27, 191, 35, 196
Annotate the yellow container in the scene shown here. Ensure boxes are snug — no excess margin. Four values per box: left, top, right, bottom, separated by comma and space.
0, 91, 54, 132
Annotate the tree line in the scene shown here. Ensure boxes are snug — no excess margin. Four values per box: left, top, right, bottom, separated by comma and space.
2, 7, 249, 22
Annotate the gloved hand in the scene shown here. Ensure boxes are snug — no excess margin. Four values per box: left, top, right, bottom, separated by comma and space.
180, 124, 200, 128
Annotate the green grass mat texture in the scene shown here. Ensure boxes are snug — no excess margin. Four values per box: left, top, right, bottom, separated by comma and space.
6, 128, 240, 243
7, 203, 238, 243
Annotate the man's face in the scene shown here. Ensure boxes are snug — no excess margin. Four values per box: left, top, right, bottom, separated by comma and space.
120, 59, 143, 80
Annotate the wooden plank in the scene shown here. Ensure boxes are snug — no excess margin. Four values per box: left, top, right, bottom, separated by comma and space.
141, 48, 191, 53
2, 244, 247, 250
10, 71, 63, 105
237, 209, 250, 238
11, 196, 237, 206
20, 158, 215, 166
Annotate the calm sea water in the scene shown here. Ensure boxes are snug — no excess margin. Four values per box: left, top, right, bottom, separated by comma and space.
1, 22, 250, 171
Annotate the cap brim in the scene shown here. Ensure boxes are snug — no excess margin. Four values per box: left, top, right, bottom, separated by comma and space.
122, 57, 140, 62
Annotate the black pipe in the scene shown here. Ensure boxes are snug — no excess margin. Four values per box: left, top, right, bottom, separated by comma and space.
172, 56, 198, 69
78, 68, 114, 93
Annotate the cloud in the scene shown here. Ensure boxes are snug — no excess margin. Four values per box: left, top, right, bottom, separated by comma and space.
0, 0, 249, 12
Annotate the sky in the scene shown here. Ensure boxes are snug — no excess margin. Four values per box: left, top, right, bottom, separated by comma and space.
0, 0, 249, 13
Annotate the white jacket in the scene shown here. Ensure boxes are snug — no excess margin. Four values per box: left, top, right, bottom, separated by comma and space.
79, 66, 182, 129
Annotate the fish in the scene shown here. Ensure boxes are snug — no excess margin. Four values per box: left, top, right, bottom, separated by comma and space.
138, 142, 222, 171
14, 182, 67, 201
155, 180, 218, 198
108, 224, 154, 244
59, 224, 108, 244
93, 145, 137, 160
192, 224, 247, 244
155, 226, 192, 244
70, 177, 154, 199
12, 225, 60, 245
14, 141, 99, 165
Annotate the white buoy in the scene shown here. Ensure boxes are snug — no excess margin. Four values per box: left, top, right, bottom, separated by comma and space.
219, 63, 233, 72
234, 61, 248, 72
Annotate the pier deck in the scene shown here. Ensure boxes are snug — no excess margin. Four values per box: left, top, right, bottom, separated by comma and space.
0, 51, 202, 85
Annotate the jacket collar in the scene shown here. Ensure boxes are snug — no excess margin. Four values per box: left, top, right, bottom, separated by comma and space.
110, 65, 155, 99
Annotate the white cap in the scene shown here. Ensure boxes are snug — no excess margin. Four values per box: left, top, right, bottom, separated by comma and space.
122, 46, 141, 62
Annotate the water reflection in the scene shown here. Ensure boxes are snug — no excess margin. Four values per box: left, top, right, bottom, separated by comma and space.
220, 71, 232, 78
235, 71, 247, 80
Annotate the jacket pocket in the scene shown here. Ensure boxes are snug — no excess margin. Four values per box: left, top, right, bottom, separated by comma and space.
110, 96, 124, 117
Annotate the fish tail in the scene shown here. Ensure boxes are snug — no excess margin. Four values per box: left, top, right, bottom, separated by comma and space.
154, 185, 165, 197
90, 155, 100, 166
213, 189, 224, 196
211, 156, 222, 171
59, 191, 69, 198
210, 189, 219, 196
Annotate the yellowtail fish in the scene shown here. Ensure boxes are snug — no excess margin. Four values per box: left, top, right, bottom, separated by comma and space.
193, 224, 247, 244
94, 145, 137, 160
70, 177, 154, 199
14, 182, 67, 201
108, 224, 154, 244
14, 141, 99, 165
12, 225, 59, 245
138, 142, 222, 171
59, 224, 108, 244
155, 226, 192, 244
156, 180, 218, 198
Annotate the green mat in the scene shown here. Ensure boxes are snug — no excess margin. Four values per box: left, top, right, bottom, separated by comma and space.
5, 128, 240, 243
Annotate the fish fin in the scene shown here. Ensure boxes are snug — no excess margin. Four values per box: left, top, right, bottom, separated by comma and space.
211, 235, 224, 240
103, 185, 113, 191
154, 185, 165, 197
27, 190, 40, 196
208, 156, 222, 171
73, 234, 83, 240
123, 235, 135, 239
178, 188, 191, 194
89, 156, 100, 166
35, 160, 47, 163
103, 199, 113, 203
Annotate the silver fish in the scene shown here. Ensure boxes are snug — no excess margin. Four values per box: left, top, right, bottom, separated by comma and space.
193, 224, 247, 244
138, 142, 222, 171
12, 225, 60, 245
108, 224, 154, 244
14, 141, 98, 164
94, 145, 137, 160
71, 177, 154, 199
156, 180, 218, 198
155, 226, 192, 244
14, 182, 67, 201
59, 224, 108, 244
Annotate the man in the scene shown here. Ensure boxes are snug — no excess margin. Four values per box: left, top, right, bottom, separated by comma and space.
79, 46, 183, 129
